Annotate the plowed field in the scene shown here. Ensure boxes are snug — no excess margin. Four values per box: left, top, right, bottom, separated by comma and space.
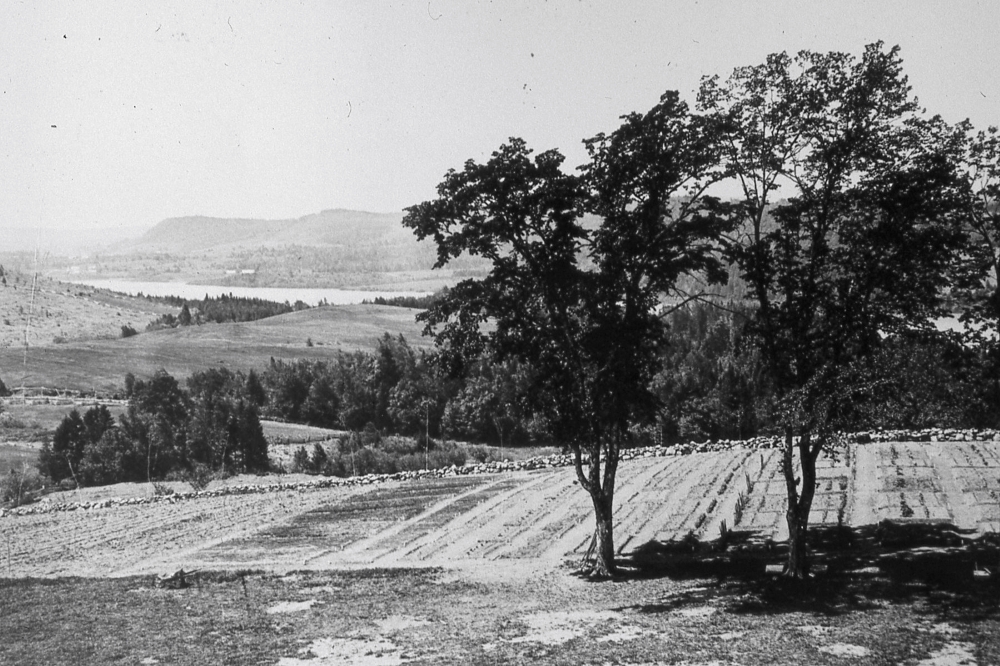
3, 440, 1000, 579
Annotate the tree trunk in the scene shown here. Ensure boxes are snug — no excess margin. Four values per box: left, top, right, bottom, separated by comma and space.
782, 428, 817, 579
588, 489, 617, 578
572, 434, 619, 579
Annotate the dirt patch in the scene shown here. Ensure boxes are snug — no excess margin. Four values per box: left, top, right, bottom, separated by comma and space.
916, 642, 978, 666
267, 600, 318, 614
818, 643, 871, 658
277, 637, 408, 666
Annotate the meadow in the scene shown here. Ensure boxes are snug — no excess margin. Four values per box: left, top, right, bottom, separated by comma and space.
0, 304, 429, 393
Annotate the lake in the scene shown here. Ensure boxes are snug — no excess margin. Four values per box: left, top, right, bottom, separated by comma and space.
62, 278, 430, 307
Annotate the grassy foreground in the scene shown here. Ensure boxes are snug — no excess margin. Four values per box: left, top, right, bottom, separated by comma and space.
1, 560, 999, 666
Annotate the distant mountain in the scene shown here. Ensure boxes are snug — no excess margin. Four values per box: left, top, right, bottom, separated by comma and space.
133, 209, 409, 254
0, 225, 146, 255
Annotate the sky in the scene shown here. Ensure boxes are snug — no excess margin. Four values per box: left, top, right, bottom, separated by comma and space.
2, 1, 999, 234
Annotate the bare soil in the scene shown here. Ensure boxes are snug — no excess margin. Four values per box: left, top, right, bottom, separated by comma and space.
4, 441, 1000, 580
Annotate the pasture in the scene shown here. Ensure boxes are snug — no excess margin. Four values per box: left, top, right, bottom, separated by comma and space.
3, 439, 1000, 665
0, 304, 429, 393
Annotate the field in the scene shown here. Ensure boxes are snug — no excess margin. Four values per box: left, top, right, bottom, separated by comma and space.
6, 440, 1000, 579
3, 439, 1000, 664
0, 274, 174, 351
0, 304, 429, 393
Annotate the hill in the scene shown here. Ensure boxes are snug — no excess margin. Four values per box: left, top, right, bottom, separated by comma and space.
0, 303, 430, 394
41, 208, 490, 290
0, 271, 175, 353
133, 209, 414, 254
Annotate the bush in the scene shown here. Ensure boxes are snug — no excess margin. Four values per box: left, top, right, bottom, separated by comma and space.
185, 463, 215, 491
121, 324, 139, 338
290, 446, 311, 474
0, 466, 46, 507
152, 482, 175, 496
465, 444, 501, 464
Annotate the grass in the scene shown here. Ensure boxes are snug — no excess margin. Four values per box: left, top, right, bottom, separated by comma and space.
0, 304, 430, 393
0, 444, 38, 474
1, 558, 998, 665
260, 420, 346, 444
0, 274, 172, 352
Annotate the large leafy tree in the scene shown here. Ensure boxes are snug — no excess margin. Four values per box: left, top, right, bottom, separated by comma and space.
699, 43, 971, 578
963, 124, 1000, 324
404, 92, 728, 577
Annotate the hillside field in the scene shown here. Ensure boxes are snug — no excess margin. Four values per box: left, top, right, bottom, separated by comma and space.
2, 440, 1000, 665
0, 274, 174, 352
0, 304, 430, 393
5, 439, 1000, 579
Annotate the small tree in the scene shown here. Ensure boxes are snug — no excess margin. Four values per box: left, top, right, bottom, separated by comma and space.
178, 303, 193, 326
291, 446, 311, 474
309, 443, 329, 474
404, 92, 728, 577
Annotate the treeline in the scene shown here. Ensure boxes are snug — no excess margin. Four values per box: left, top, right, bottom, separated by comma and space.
31, 305, 1000, 490
39, 369, 269, 487
362, 291, 443, 309
146, 293, 306, 330
257, 333, 545, 447
654, 303, 1000, 444
258, 317, 1000, 449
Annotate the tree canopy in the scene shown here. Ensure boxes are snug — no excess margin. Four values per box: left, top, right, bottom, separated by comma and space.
698, 42, 973, 577
404, 92, 730, 576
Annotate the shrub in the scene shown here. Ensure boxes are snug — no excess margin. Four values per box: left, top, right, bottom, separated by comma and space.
309, 442, 330, 474
185, 463, 215, 491
290, 446, 311, 474
152, 482, 175, 496
121, 324, 139, 338
0, 466, 46, 507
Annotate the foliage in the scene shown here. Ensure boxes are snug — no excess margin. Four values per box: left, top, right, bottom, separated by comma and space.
0, 464, 45, 507
403, 92, 729, 576
960, 124, 1000, 327
699, 42, 973, 577
147, 293, 297, 330
41, 368, 269, 487
364, 290, 444, 309
653, 302, 769, 443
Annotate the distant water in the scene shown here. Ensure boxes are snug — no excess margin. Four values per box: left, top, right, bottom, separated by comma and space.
62, 278, 430, 307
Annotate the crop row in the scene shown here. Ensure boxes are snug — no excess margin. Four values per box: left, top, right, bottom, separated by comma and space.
4, 427, 998, 521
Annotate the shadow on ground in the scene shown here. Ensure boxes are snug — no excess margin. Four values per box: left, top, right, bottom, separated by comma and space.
615, 520, 1000, 619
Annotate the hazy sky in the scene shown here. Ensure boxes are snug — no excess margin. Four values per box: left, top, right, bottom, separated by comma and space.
2, 1, 998, 232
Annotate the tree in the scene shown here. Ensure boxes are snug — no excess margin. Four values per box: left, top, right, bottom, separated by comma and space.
309, 442, 329, 474
699, 43, 970, 578
178, 303, 193, 326
962, 124, 1000, 324
45, 410, 87, 483
403, 92, 728, 577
